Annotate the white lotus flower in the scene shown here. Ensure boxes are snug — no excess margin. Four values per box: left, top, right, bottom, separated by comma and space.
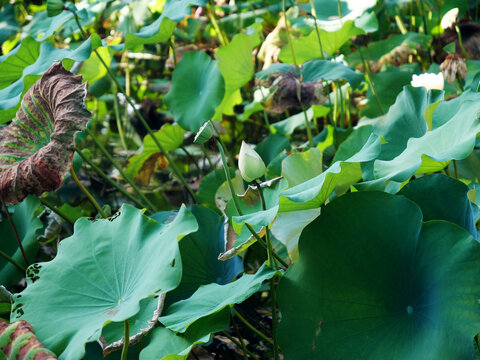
441, 8, 459, 29
238, 141, 266, 183
411, 73, 444, 91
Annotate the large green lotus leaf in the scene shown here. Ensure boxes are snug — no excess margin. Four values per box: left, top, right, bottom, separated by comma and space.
333, 125, 373, 162
164, 52, 225, 132
282, 148, 323, 188
399, 174, 478, 239
10, 204, 198, 360
278, 134, 381, 212
301, 60, 364, 89
0, 36, 100, 123
160, 263, 280, 332
0, 196, 42, 287
139, 307, 230, 360
277, 191, 480, 359
361, 63, 422, 118
125, 0, 205, 50
0, 62, 91, 204
23, 10, 74, 41
126, 123, 185, 180
164, 205, 243, 305
213, 31, 260, 119
374, 93, 480, 182
196, 168, 235, 213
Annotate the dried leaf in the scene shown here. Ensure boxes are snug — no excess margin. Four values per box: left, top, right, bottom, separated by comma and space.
0, 61, 90, 204
0, 320, 57, 359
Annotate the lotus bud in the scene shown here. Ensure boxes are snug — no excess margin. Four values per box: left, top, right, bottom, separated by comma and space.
441, 8, 459, 30
46, 0, 64, 17
440, 54, 467, 84
410, 73, 444, 91
238, 141, 266, 183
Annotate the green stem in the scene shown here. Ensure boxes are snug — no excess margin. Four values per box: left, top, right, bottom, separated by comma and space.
453, 159, 459, 179
40, 198, 74, 225
302, 105, 314, 147
1, 198, 29, 267
168, 38, 177, 67
201, 144, 214, 169
0, 249, 26, 273
282, 0, 297, 66
357, 47, 384, 114
70, 167, 107, 218
69, 9, 196, 201
231, 316, 249, 360
308, 3, 325, 60
112, 83, 128, 151
120, 320, 129, 360
234, 308, 274, 345
455, 25, 471, 60
221, 331, 259, 359
75, 150, 151, 212
85, 129, 157, 212
217, 141, 289, 268
206, 2, 228, 46
270, 278, 279, 360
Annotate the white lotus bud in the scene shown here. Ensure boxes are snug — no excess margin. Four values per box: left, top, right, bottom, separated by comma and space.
441, 8, 459, 30
238, 141, 266, 183
411, 73, 444, 91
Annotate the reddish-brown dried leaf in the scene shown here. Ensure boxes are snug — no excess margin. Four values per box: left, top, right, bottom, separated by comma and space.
0, 61, 90, 204
0, 320, 57, 359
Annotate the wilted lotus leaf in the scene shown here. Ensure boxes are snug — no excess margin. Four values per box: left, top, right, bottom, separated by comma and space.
260, 72, 325, 114
0, 61, 90, 204
0, 320, 57, 359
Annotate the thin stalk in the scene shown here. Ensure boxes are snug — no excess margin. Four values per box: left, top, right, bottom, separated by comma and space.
357, 47, 384, 114
453, 160, 459, 179
231, 316, 249, 360
309, 4, 325, 60
346, 88, 352, 128
200, 144, 214, 169
0, 249, 26, 273
75, 150, 151, 212
455, 25, 471, 60
282, 0, 297, 66
85, 128, 157, 212
1, 198, 29, 267
302, 105, 314, 147
234, 308, 274, 345
338, 81, 345, 128
168, 38, 177, 67
112, 83, 128, 151
333, 83, 339, 126
40, 198, 74, 225
221, 331, 259, 360
254, 180, 279, 359
120, 320, 129, 360
336, 0, 342, 19
394, 15, 408, 34
205, 2, 228, 46
217, 141, 289, 268
70, 167, 107, 218
69, 9, 196, 201
181, 146, 203, 175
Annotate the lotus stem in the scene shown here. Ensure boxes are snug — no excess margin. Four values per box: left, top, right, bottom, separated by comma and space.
205, 1, 229, 46
112, 83, 128, 151
231, 315, 249, 360
234, 307, 274, 345
302, 105, 314, 147
357, 47, 385, 114
221, 331, 259, 359
282, 0, 297, 66
120, 320, 129, 360
1, 198, 29, 267
453, 160, 459, 179
455, 25, 471, 60
0, 249, 26, 273
70, 167, 107, 218
40, 198, 74, 225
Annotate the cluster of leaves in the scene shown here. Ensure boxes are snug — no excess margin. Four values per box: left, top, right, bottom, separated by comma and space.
2, 0, 480, 359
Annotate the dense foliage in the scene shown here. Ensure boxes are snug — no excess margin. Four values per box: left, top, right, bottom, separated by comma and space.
1, 0, 480, 359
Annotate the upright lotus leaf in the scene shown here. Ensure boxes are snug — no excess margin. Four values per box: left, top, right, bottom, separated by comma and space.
0, 321, 57, 359
277, 191, 480, 359
282, 148, 323, 188
164, 52, 225, 132
0, 196, 42, 287
126, 123, 185, 183
160, 263, 281, 332
140, 307, 231, 360
10, 205, 198, 360
301, 60, 364, 89
213, 31, 260, 119
0, 61, 91, 204
373, 91, 480, 182
399, 174, 478, 239
0, 36, 99, 122
124, 0, 206, 50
